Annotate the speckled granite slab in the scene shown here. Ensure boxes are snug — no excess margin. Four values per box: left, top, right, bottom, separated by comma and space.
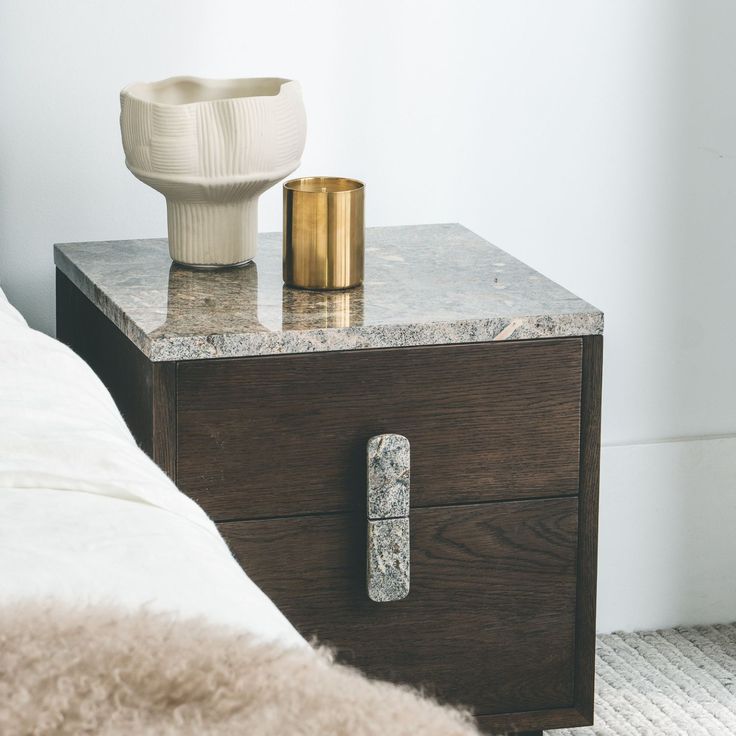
367, 517, 410, 603
367, 434, 410, 521
54, 223, 602, 361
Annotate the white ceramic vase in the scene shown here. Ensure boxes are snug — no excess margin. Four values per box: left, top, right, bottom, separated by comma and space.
120, 76, 306, 268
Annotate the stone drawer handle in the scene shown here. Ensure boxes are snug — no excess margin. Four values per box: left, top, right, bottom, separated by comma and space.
366, 434, 410, 602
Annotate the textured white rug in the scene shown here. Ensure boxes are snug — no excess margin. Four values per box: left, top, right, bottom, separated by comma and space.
552, 624, 736, 736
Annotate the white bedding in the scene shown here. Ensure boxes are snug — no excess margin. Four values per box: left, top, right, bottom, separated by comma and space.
0, 287, 304, 648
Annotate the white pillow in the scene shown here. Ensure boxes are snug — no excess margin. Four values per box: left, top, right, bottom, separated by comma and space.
0, 283, 27, 326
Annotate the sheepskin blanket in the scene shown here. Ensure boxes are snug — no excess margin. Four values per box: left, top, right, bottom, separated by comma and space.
0, 602, 481, 736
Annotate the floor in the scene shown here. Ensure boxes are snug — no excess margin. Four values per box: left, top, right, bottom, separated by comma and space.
551, 623, 736, 736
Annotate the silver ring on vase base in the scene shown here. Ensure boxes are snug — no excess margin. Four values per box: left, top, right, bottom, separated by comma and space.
120, 76, 307, 268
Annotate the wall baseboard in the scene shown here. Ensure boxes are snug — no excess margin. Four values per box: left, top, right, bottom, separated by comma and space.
597, 434, 736, 633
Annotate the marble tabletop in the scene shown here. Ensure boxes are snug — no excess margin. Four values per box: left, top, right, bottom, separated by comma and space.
54, 223, 603, 362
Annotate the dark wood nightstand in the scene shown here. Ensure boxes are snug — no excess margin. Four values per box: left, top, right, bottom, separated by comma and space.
55, 223, 603, 735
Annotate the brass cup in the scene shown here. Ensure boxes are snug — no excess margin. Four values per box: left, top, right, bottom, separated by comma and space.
283, 176, 364, 290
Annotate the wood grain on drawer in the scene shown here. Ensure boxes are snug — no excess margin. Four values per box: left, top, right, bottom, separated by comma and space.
177, 339, 582, 520
219, 496, 578, 716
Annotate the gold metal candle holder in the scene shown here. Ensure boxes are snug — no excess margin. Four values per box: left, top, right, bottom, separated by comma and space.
283, 177, 364, 290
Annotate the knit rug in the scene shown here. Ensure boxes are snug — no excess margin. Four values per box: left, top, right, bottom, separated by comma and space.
551, 624, 736, 736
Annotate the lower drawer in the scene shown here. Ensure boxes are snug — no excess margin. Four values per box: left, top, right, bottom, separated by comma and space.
220, 496, 578, 717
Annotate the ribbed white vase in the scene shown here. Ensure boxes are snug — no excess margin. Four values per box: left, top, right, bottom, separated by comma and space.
120, 76, 306, 268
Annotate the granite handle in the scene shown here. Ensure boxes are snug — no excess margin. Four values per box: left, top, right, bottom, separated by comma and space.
366, 434, 410, 602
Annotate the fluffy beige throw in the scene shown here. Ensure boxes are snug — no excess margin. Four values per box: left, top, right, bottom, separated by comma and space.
0, 602, 481, 735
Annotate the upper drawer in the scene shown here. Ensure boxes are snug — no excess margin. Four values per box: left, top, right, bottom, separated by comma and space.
177, 339, 582, 520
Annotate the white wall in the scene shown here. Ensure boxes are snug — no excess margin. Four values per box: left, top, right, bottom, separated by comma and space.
598, 436, 736, 633
1, 0, 734, 631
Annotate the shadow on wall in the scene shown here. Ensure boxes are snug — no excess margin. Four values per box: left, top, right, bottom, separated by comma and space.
597, 2, 736, 632
671, 4, 736, 628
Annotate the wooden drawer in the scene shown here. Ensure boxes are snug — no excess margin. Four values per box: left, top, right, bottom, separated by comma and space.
177, 339, 583, 521
220, 496, 578, 716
